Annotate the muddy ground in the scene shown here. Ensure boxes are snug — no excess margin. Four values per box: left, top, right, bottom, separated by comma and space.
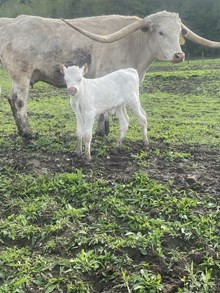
0, 136, 219, 197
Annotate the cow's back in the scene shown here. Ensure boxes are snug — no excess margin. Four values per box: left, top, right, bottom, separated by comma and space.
0, 15, 141, 87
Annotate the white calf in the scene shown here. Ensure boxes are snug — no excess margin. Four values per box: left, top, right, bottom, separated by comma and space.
60, 63, 148, 162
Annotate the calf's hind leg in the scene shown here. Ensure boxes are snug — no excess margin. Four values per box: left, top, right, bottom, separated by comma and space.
115, 106, 129, 147
128, 100, 148, 145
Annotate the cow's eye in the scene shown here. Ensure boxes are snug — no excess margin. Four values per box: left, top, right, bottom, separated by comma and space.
159, 31, 165, 36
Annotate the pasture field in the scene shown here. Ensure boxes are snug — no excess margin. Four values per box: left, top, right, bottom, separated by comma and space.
0, 59, 220, 293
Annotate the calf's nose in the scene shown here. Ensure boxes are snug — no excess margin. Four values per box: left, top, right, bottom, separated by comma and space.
68, 86, 78, 95
173, 52, 185, 63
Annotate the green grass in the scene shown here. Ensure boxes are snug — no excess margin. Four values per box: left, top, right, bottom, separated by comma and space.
0, 171, 219, 292
0, 59, 220, 292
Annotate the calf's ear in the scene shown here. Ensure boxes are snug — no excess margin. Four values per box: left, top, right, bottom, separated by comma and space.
59, 64, 66, 74
82, 63, 88, 75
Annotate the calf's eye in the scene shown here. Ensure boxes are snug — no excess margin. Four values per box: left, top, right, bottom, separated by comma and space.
159, 31, 165, 36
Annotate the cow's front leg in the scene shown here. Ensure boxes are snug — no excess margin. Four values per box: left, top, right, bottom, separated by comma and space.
8, 79, 32, 139
96, 112, 110, 136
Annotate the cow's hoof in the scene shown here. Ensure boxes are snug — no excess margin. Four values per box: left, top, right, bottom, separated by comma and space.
104, 121, 110, 135
96, 130, 106, 137
112, 146, 120, 154
21, 132, 39, 144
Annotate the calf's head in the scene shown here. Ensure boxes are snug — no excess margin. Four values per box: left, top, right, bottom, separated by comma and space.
59, 64, 88, 95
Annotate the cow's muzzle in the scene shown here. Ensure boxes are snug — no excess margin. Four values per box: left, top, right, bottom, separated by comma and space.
173, 52, 185, 63
68, 86, 78, 95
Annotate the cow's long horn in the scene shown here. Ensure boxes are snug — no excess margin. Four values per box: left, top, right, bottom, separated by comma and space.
61, 18, 147, 43
182, 23, 220, 48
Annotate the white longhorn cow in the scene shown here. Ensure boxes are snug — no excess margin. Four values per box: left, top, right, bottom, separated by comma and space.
60, 64, 148, 161
0, 11, 220, 138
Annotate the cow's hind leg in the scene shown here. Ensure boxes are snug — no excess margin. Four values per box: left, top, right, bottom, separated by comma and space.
8, 78, 32, 139
96, 112, 110, 136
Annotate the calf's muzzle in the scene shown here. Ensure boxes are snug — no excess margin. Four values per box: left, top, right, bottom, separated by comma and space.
68, 86, 78, 95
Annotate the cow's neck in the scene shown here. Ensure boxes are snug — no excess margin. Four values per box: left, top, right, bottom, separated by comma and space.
128, 30, 156, 80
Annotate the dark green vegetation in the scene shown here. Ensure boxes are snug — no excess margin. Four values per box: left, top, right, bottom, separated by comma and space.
0, 59, 220, 292
1, 0, 220, 58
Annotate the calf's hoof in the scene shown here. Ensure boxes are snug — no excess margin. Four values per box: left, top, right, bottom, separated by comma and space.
142, 140, 149, 150
85, 158, 91, 164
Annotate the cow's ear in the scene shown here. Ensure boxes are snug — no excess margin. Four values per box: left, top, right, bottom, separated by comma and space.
141, 18, 152, 32
59, 64, 66, 74
181, 27, 188, 36
82, 63, 88, 75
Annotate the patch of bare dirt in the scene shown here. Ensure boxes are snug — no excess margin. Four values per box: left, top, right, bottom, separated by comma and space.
0, 137, 219, 196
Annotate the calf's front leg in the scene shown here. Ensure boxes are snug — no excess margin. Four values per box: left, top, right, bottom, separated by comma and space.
76, 137, 83, 157
83, 113, 95, 162
75, 115, 84, 157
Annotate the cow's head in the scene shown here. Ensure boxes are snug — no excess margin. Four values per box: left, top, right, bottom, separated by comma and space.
61, 11, 220, 63
60, 63, 88, 95
62, 12, 185, 63
141, 12, 185, 63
